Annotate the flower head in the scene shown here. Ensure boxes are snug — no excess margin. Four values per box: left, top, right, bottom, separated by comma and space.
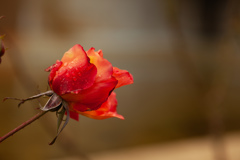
46, 44, 133, 121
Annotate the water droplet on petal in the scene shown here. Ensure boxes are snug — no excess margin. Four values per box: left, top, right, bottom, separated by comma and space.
74, 90, 79, 94
66, 73, 70, 77
71, 90, 79, 94
73, 77, 77, 81
72, 71, 76, 75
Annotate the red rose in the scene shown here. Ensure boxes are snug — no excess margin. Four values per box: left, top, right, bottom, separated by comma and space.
46, 44, 133, 121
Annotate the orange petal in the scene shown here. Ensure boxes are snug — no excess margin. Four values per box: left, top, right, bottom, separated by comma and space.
78, 92, 124, 120
61, 44, 89, 65
86, 48, 113, 82
113, 67, 134, 88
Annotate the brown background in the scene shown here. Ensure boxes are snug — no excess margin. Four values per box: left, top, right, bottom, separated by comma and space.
1, 0, 240, 159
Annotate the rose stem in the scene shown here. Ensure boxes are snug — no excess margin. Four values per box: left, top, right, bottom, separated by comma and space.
0, 110, 48, 143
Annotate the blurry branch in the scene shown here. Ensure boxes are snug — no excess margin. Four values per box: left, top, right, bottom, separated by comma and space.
163, 0, 204, 89
0, 111, 48, 143
163, 1, 235, 160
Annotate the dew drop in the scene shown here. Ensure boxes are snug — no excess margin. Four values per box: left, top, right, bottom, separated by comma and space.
66, 73, 70, 77
71, 90, 79, 94
73, 77, 77, 81
74, 90, 79, 94
71, 71, 76, 75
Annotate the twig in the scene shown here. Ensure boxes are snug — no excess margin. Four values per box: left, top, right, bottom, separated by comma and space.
0, 110, 48, 143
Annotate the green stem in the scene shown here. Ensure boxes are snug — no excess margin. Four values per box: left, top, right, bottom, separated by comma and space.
0, 111, 48, 143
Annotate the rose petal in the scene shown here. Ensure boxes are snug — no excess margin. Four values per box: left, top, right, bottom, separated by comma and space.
69, 111, 79, 121
51, 62, 97, 95
49, 45, 98, 95
97, 50, 103, 57
113, 67, 134, 88
45, 60, 63, 89
86, 48, 113, 82
46, 45, 133, 121
61, 44, 89, 65
78, 92, 124, 120
62, 76, 118, 112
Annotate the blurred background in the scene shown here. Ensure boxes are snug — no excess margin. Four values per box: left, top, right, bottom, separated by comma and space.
1, 0, 240, 159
